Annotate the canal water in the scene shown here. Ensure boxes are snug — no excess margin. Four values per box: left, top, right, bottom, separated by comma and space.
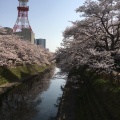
0, 67, 66, 120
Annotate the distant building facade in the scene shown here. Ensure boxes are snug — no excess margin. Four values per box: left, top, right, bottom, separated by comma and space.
0, 27, 13, 35
14, 28, 35, 44
35, 38, 46, 48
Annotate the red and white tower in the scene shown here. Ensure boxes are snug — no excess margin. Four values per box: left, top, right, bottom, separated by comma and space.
13, 0, 32, 32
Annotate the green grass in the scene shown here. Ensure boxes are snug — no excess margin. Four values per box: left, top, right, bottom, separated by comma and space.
0, 64, 53, 85
75, 76, 120, 120
92, 78, 120, 119
65, 66, 120, 119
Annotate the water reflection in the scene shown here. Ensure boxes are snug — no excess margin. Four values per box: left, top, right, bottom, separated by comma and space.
32, 68, 66, 120
0, 67, 55, 120
0, 67, 66, 120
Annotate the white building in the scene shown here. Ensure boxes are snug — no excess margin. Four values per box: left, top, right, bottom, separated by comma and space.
14, 28, 35, 44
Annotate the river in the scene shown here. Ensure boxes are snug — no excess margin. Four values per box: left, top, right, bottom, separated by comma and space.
0, 67, 66, 120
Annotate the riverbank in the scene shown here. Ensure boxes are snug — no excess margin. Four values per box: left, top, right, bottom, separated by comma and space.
56, 78, 79, 120
57, 76, 120, 120
0, 64, 54, 96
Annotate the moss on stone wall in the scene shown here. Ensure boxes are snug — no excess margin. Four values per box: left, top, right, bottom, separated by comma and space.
0, 64, 52, 85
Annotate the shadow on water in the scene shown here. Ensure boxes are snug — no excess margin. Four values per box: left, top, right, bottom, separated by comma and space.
0, 67, 55, 120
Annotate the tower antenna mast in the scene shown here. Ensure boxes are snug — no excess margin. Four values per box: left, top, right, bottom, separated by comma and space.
13, 0, 32, 32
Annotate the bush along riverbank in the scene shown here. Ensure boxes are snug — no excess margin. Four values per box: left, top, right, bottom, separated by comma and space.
0, 64, 55, 95
57, 68, 120, 120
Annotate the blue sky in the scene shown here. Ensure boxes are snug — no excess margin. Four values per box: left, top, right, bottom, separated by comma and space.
0, 0, 84, 52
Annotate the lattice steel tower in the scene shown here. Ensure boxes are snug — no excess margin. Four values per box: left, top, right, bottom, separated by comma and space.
13, 0, 32, 32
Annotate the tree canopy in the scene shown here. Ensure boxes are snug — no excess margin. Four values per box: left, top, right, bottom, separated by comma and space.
0, 27, 53, 67
56, 0, 120, 73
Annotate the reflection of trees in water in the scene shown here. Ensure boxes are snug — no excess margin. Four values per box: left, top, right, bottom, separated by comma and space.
51, 84, 65, 120
0, 67, 55, 120
54, 84, 65, 109
48, 116, 56, 120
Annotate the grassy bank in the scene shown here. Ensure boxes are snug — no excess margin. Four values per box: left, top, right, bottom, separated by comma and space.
57, 71, 120, 120
91, 78, 120, 119
0, 64, 53, 85
76, 80, 119, 120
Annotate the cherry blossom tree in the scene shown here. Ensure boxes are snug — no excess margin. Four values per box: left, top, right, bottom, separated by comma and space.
0, 27, 54, 67
56, 0, 120, 76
